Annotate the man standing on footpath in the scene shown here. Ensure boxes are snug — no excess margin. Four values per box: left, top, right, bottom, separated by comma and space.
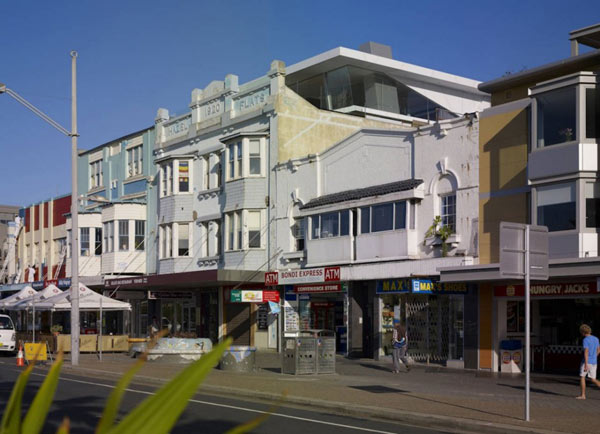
576, 324, 600, 399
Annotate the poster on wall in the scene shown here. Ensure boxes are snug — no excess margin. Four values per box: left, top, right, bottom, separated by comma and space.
284, 300, 299, 332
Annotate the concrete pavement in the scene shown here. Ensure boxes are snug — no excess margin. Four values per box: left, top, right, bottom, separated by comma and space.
13, 352, 600, 434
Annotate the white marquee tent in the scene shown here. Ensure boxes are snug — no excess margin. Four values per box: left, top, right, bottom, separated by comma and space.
34, 283, 131, 312
8, 284, 63, 310
0, 285, 36, 309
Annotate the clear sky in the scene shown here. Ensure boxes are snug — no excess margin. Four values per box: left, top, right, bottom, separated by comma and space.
1, 0, 599, 207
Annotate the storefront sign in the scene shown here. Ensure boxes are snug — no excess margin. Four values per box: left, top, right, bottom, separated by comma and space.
411, 279, 469, 294
265, 267, 341, 286
106, 276, 148, 288
494, 282, 598, 297
294, 283, 342, 294
45, 279, 72, 289
234, 87, 269, 113
230, 289, 280, 303
148, 291, 192, 299
376, 279, 411, 294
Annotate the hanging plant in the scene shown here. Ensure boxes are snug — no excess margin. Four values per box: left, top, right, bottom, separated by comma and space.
424, 216, 453, 257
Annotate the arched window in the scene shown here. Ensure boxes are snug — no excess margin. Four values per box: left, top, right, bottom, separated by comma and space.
436, 175, 457, 232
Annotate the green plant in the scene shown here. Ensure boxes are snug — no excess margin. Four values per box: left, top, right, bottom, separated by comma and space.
50, 325, 63, 334
424, 216, 453, 257
0, 337, 258, 434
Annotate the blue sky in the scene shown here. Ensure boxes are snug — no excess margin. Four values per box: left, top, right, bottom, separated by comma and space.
1, 0, 599, 206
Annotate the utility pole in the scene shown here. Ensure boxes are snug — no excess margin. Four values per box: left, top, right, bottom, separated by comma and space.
0, 52, 81, 366
70, 51, 80, 366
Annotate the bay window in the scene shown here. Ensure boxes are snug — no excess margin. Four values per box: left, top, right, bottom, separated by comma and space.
536, 87, 577, 147
80, 227, 90, 256
159, 222, 192, 258
95, 228, 102, 256
225, 210, 264, 251
160, 159, 192, 196
178, 223, 190, 256
135, 220, 145, 250
537, 183, 576, 232
118, 220, 129, 251
360, 201, 407, 234
225, 137, 264, 180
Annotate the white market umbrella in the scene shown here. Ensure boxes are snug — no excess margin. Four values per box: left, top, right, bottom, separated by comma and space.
10, 284, 64, 311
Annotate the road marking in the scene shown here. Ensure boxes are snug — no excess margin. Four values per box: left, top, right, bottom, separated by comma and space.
23, 371, 397, 434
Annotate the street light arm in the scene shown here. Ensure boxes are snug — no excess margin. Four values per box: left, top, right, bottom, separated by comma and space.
1, 86, 73, 137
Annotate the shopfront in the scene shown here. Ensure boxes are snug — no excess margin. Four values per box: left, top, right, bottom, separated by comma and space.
495, 280, 600, 373
282, 283, 348, 353
377, 278, 470, 367
223, 287, 280, 349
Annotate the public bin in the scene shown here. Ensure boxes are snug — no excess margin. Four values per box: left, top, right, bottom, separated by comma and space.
282, 329, 336, 375
220, 346, 256, 372
500, 339, 523, 373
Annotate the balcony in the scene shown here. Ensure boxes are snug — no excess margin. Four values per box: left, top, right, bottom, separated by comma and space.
356, 229, 418, 262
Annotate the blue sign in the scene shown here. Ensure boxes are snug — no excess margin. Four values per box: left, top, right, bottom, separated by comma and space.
57, 278, 72, 289
284, 285, 297, 301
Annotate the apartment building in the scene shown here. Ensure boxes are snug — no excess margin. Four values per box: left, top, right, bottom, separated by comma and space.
440, 24, 600, 373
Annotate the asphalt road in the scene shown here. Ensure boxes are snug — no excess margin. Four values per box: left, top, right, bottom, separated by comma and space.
0, 364, 451, 434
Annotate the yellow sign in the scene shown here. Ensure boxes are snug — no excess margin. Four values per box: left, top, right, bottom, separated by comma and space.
24, 342, 48, 361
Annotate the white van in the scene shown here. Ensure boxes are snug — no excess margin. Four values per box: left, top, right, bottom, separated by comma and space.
0, 314, 16, 353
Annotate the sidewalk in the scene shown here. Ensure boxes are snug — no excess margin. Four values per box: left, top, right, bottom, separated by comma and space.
53, 351, 599, 434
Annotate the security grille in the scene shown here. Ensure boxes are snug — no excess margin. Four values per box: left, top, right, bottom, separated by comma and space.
405, 295, 451, 363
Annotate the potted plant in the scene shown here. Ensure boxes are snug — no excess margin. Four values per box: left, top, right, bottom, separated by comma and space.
51, 324, 63, 337
424, 216, 454, 257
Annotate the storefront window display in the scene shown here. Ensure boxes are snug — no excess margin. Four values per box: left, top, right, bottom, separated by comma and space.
378, 279, 466, 364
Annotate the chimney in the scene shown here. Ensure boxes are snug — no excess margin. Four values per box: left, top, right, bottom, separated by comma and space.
358, 42, 393, 59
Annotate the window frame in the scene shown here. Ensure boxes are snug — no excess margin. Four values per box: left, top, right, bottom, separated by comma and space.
440, 193, 456, 233
118, 220, 129, 252
135, 220, 145, 251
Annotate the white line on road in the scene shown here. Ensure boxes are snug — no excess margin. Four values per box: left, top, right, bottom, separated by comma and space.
23, 371, 398, 434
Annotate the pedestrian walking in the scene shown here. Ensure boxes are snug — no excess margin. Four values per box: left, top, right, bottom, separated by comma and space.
576, 324, 600, 399
391, 322, 410, 373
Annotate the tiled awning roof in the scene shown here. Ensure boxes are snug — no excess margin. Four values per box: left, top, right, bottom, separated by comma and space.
300, 179, 423, 210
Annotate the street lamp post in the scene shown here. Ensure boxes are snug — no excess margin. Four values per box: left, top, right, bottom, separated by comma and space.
0, 51, 81, 365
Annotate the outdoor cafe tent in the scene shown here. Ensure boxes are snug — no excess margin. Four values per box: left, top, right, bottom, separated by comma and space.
34, 283, 131, 312
7, 284, 63, 310
0, 285, 36, 309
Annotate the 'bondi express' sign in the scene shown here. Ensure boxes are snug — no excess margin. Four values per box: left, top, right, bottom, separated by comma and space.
265, 267, 341, 286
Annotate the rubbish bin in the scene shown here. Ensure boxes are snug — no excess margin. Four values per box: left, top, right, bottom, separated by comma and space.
220, 346, 256, 372
282, 331, 317, 375
500, 339, 523, 373
314, 329, 336, 374
282, 329, 336, 375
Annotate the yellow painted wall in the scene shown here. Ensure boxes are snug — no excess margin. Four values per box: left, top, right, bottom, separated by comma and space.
275, 87, 407, 162
479, 107, 529, 264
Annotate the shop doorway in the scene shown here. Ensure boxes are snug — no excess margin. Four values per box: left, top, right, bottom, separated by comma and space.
225, 303, 251, 345
161, 299, 196, 336
311, 302, 335, 330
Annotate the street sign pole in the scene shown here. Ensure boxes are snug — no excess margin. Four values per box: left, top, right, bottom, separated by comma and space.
499, 221, 548, 423
524, 225, 530, 422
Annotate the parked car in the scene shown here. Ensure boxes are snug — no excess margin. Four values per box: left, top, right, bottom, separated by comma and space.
0, 314, 16, 354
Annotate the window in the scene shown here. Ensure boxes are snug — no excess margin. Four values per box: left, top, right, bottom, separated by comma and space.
80, 228, 90, 256
311, 211, 350, 239
236, 212, 242, 250
360, 201, 407, 234
214, 221, 221, 256
537, 183, 576, 232
586, 88, 599, 139
236, 141, 243, 177
292, 218, 305, 251
228, 143, 236, 180
135, 220, 145, 250
214, 157, 222, 189
161, 163, 169, 196
248, 211, 261, 248
536, 87, 577, 147
95, 228, 102, 256
178, 223, 189, 256
127, 145, 143, 177
89, 160, 103, 189
178, 160, 190, 193
440, 194, 456, 232
586, 183, 600, 228
118, 220, 129, 251
227, 213, 235, 251
105, 221, 114, 253
249, 139, 261, 175
372, 203, 393, 232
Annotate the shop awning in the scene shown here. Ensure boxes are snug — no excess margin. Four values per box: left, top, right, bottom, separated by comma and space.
0, 285, 37, 308
35, 283, 131, 312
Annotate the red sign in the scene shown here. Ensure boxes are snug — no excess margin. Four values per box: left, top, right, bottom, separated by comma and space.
264, 267, 341, 286
263, 290, 280, 302
295, 283, 342, 294
494, 282, 598, 297
265, 272, 279, 286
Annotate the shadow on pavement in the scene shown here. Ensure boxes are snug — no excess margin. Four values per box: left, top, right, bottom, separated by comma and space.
350, 385, 408, 393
